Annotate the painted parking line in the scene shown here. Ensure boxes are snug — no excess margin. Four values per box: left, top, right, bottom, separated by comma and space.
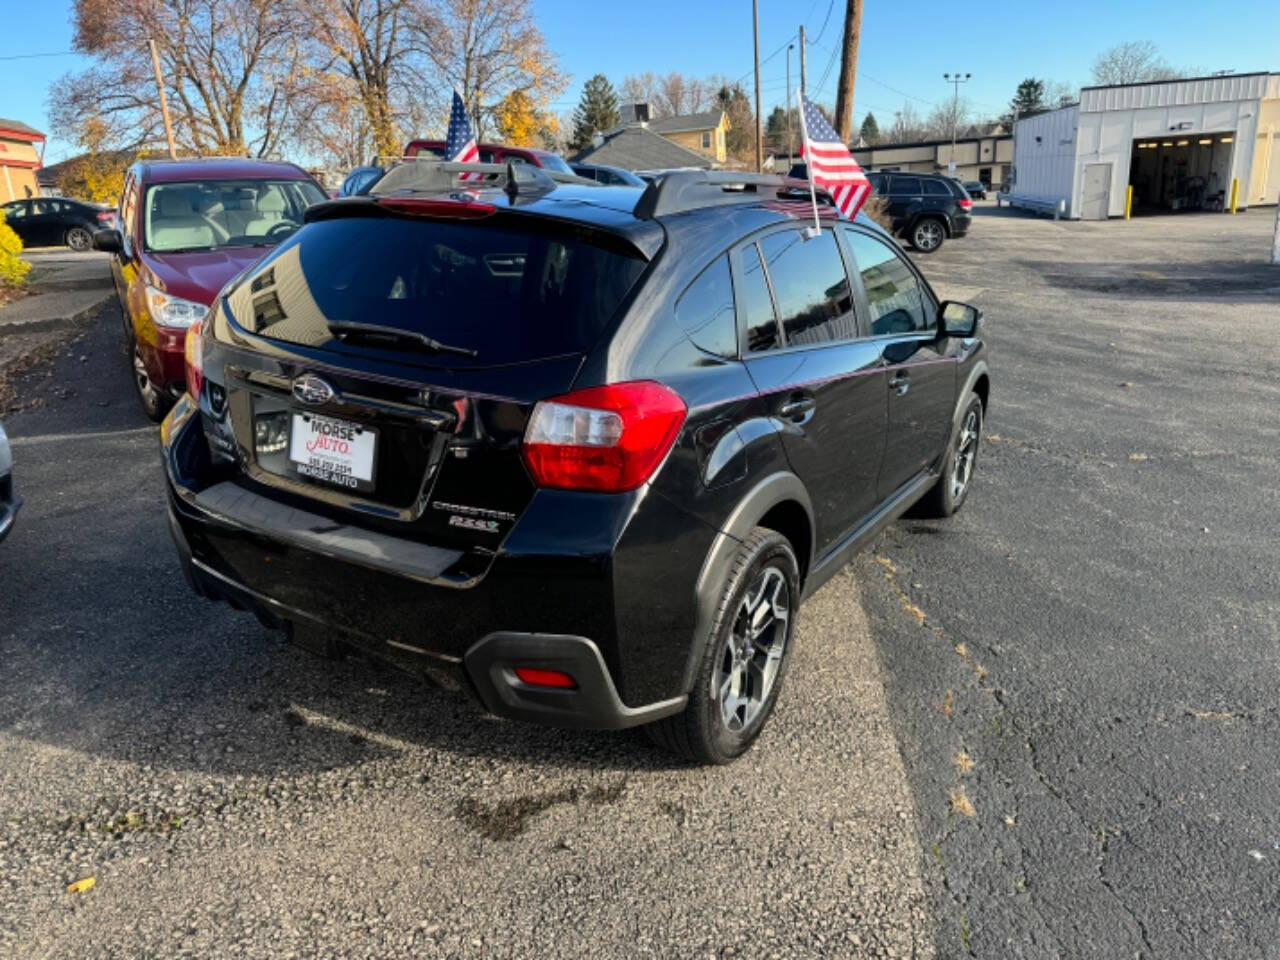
9, 425, 157, 447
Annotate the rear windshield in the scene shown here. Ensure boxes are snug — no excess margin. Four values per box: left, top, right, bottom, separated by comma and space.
227, 216, 647, 365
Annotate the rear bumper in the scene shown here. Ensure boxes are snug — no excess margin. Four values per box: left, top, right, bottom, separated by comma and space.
162, 400, 709, 727
142, 327, 189, 397
951, 214, 971, 236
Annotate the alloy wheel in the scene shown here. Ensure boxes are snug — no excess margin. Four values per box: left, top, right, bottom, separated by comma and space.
915, 220, 943, 251
133, 344, 159, 407
951, 408, 979, 499
716, 565, 790, 733
67, 227, 92, 251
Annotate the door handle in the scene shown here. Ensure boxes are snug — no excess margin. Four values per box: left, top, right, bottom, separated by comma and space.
779, 395, 816, 421
888, 373, 910, 395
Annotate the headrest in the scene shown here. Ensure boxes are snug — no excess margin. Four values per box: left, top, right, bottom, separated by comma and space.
257, 188, 286, 213
156, 191, 193, 217
234, 188, 256, 208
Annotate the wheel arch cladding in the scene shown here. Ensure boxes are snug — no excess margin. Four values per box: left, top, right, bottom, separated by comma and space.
756, 500, 812, 587
973, 373, 990, 412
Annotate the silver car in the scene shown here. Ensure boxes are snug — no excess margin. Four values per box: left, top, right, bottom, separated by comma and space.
0, 420, 18, 542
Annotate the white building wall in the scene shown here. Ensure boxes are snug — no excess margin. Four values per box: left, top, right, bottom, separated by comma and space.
1011, 105, 1079, 214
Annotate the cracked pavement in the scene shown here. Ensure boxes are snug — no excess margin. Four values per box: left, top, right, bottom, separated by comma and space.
859, 206, 1280, 958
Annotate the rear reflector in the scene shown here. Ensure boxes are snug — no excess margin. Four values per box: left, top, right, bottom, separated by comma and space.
514, 667, 577, 689
522, 380, 687, 493
184, 320, 204, 399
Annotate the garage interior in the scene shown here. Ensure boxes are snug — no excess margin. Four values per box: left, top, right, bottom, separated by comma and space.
1128, 133, 1235, 214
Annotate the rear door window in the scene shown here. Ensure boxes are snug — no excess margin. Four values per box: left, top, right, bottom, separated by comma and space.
844, 230, 929, 335
737, 242, 780, 352
675, 255, 737, 358
757, 229, 857, 347
921, 180, 951, 197
889, 176, 922, 196
229, 216, 648, 365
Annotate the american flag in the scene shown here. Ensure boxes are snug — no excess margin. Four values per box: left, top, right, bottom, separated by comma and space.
445, 87, 479, 168
798, 94, 870, 220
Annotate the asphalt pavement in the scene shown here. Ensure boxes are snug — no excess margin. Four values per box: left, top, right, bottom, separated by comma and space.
860, 206, 1280, 959
0, 308, 931, 957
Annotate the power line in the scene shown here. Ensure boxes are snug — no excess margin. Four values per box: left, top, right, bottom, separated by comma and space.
735, 33, 796, 88
0, 50, 78, 61
811, 0, 837, 47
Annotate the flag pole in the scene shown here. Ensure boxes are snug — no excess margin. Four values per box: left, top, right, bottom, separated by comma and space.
795, 89, 821, 236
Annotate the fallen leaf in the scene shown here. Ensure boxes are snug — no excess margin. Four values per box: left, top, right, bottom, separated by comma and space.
941, 691, 955, 718
1129, 453, 1148, 461
986, 433, 1002, 442
1119, 381, 1133, 389
953, 751, 975, 774
66, 876, 95, 894
949, 787, 976, 818
1004, 814, 1017, 828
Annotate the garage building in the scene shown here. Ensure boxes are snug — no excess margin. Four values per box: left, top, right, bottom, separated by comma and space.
1010, 72, 1279, 219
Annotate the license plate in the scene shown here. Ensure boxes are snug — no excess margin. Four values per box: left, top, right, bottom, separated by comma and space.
289, 414, 377, 492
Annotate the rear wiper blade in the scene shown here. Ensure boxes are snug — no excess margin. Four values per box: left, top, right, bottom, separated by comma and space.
326, 321, 478, 358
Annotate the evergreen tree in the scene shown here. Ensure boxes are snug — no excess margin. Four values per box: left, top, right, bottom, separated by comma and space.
571, 74, 620, 149
1003, 78, 1046, 126
858, 112, 879, 145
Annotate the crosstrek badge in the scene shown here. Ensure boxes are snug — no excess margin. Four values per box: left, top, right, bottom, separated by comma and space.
288, 414, 377, 492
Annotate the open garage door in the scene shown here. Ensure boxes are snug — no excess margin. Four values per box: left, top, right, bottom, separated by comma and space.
1128, 134, 1235, 215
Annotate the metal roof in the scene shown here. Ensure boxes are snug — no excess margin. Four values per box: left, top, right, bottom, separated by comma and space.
1079, 72, 1277, 112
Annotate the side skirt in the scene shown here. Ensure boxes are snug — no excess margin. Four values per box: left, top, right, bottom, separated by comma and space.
800, 470, 936, 601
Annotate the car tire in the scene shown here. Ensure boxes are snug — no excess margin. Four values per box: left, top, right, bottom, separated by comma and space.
910, 217, 946, 253
915, 392, 982, 518
647, 527, 800, 764
130, 335, 172, 423
65, 226, 93, 251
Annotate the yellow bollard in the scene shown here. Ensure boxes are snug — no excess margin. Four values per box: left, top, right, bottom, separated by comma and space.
1229, 178, 1239, 214
1124, 185, 1133, 220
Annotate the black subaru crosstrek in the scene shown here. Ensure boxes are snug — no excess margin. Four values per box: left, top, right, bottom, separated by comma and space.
163, 163, 990, 763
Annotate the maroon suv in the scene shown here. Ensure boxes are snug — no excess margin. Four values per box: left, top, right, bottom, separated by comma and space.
404, 140, 575, 175
94, 158, 327, 421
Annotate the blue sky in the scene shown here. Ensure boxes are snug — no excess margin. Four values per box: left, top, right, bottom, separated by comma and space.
3, 0, 1277, 163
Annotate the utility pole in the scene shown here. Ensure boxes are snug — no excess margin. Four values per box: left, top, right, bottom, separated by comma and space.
149, 38, 177, 160
752, 0, 762, 172
833, 0, 862, 142
943, 72, 971, 176
786, 44, 794, 163
799, 24, 807, 97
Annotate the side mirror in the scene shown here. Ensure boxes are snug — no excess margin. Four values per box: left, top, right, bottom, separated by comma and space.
939, 300, 982, 338
92, 228, 124, 255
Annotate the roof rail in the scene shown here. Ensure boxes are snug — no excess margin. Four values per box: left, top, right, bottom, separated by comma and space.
634, 170, 834, 219
369, 159, 591, 198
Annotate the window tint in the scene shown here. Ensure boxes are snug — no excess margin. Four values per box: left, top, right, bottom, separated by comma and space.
867, 173, 886, 193
889, 176, 922, 196
757, 230, 856, 346
675, 255, 737, 358
4, 201, 28, 220
922, 179, 951, 197
536, 154, 574, 175
845, 231, 929, 335
739, 242, 780, 352
229, 217, 648, 365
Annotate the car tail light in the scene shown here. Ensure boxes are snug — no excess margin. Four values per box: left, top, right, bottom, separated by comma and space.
184, 320, 204, 398
514, 667, 577, 689
958, 197, 973, 210
376, 197, 495, 218
95, 210, 114, 221
522, 380, 687, 493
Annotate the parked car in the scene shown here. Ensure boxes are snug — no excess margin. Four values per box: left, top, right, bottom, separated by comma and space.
570, 162, 646, 186
2, 197, 115, 251
961, 180, 988, 200
338, 165, 386, 197
0, 419, 18, 543
164, 166, 989, 764
404, 140, 575, 175
865, 171, 972, 253
788, 167, 971, 253
93, 158, 328, 422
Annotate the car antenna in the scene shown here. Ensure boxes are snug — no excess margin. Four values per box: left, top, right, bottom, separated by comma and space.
504, 160, 519, 203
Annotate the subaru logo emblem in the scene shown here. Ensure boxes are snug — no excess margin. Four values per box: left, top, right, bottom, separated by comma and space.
292, 374, 335, 406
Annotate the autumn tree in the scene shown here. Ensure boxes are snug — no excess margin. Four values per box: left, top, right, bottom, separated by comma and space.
53, 0, 302, 156
496, 89, 557, 147
714, 84, 754, 163
571, 74, 619, 149
426, 0, 566, 142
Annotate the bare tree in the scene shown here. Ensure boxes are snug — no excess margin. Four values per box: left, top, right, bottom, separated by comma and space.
53, 0, 303, 156
886, 102, 927, 144
426, 0, 566, 141
619, 72, 660, 110
925, 97, 972, 141
1091, 42, 1181, 86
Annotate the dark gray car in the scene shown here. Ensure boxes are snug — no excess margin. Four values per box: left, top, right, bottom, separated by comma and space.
0, 420, 19, 542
